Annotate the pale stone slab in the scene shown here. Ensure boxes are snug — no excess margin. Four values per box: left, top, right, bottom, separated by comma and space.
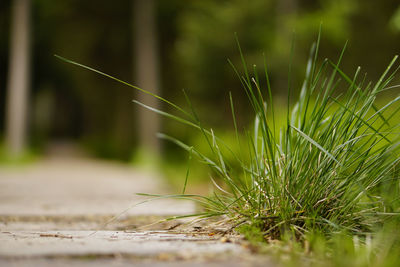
0, 156, 277, 266
0, 158, 195, 216
0, 230, 242, 257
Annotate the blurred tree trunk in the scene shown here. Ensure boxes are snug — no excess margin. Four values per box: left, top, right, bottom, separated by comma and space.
5, 0, 31, 157
132, 0, 161, 156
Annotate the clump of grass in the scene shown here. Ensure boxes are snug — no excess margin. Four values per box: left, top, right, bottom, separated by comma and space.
211, 37, 400, 239
56, 33, 400, 241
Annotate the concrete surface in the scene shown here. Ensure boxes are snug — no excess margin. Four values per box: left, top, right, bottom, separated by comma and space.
0, 157, 194, 216
0, 230, 242, 257
0, 153, 276, 266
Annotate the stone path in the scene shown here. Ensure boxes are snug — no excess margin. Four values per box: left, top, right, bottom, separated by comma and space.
0, 152, 275, 266
0, 157, 195, 216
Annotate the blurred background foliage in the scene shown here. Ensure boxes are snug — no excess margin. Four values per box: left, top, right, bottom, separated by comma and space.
1, 0, 399, 173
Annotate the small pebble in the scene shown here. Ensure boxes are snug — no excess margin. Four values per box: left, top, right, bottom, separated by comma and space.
220, 236, 231, 243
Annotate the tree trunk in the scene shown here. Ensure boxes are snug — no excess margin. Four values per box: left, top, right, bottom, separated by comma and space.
5, 0, 31, 157
132, 0, 161, 157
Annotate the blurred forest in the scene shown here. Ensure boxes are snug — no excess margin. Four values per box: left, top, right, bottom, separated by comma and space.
1, 0, 400, 162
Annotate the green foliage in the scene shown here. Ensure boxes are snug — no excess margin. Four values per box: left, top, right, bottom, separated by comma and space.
237, 219, 267, 245
258, 227, 400, 267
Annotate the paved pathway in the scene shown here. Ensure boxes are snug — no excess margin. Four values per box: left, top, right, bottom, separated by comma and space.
0, 152, 274, 266
0, 157, 193, 216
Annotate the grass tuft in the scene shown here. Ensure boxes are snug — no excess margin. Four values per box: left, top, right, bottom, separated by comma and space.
56, 37, 400, 243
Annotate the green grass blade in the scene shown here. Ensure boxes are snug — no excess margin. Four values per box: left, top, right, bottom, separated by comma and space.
55, 54, 192, 119
290, 125, 341, 165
